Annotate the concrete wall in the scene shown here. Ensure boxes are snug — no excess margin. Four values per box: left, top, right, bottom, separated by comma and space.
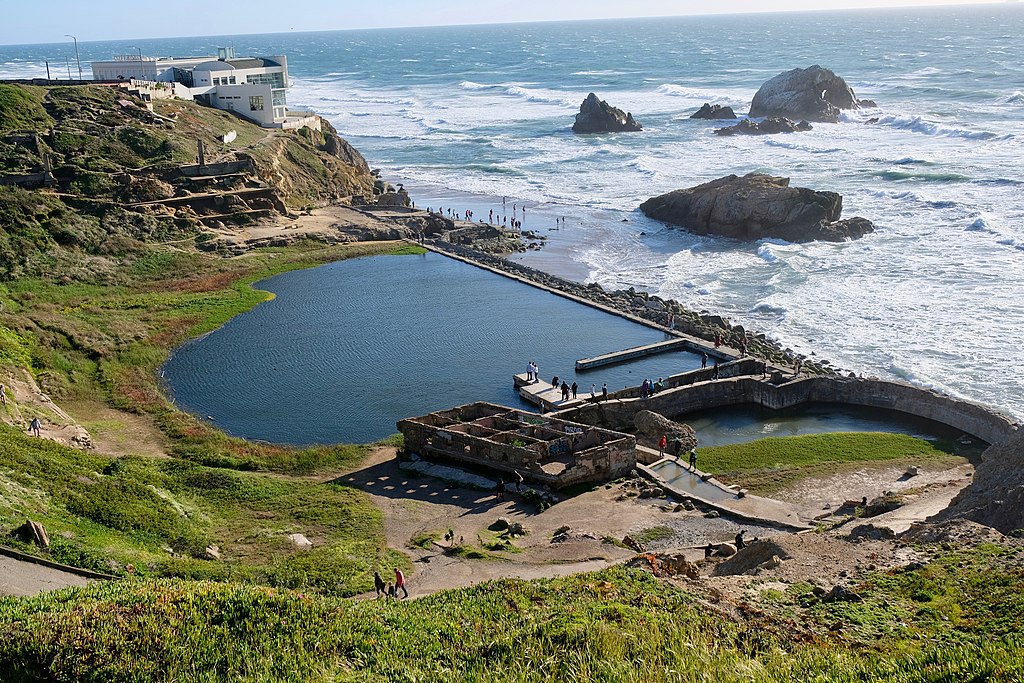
557, 375, 1017, 446
177, 159, 254, 177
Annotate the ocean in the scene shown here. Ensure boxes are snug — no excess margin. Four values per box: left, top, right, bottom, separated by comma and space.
3, 5, 1022, 421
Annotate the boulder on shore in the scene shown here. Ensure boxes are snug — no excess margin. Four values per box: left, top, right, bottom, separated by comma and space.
715, 117, 812, 136
690, 103, 737, 120
573, 93, 642, 133
639, 173, 875, 243
634, 410, 698, 452
749, 65, 869, 123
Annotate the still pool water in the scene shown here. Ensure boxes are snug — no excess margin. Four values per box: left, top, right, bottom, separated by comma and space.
163, 251, 702, 445
680, 403, 983, 450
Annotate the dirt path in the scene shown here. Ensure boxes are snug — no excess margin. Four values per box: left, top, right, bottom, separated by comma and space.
1, 368, 92, 449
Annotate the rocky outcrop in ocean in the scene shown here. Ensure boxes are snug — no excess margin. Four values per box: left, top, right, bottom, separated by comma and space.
749, 65, 868, 123
572, 93, 642, 133
715, 117, 812, 136
690, 103, 737, 120
639, 173, 875, 243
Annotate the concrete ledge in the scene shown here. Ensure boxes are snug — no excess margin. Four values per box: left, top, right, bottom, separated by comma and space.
0, 545, 118, 582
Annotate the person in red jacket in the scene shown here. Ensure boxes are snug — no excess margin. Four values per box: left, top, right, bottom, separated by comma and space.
394, 567, 408, 599
658, 434, 667, 458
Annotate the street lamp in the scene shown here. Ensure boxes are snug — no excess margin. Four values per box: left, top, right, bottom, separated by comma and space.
128, 45, 144, 80
65, 34, 82, 80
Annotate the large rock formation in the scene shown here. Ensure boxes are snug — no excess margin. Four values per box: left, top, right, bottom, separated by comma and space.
749, 65, 868, 123
572, 93, 642, 133
639, 173, 875, 243
715, 117, 812, 136
690, 103, 737, 120
634, 410, 697, 451
936, 429, 1024, 535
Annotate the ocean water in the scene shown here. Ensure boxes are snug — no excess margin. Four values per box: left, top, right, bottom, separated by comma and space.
3, 5, 1022, 420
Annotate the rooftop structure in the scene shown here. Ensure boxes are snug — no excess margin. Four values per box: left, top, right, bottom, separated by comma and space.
90, 47, 291, 127
397, 402, 636, 489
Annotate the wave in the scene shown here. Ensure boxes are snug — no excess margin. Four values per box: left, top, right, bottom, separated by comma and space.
763, 139, 844, 154
571, 70, 626, 76
873, 114, 1005, 141
655, 84, 722, 100
1003, 91, 1024, 105
503, 85, 574, 106
966, 217, 998, 234
459, 80, 493, 91
890, 156, 935, 166
752, 301, 789, 317
756, 244, 780, 263
879, 170, 971, 183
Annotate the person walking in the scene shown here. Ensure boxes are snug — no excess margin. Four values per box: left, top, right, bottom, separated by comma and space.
701, 352, 708, 369
495, 478, 506, 502
373, 571, 386, 599
29, 417, 41, 437
671, 438, 682, 460
514, 470, 524, 492
658, 434, 667, 458
590, 384, 597, 402
601, 383, 608, 400
395, 568, 408, 599
570, 381, 578, 399
560, 381, 570, 401
0, 384, 6, 405
688, 448, 698, 472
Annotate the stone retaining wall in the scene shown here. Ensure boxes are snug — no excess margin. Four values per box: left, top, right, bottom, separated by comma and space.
557, 375, 1017, 446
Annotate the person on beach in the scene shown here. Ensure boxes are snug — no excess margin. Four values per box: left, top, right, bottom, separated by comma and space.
658, 434, 667, 458
571, 381, 578, 399
29, 417, 41, 437
689, 448, 698, 472
495, 478, 506, 502
395, 568, 408, 599
701, 352, 708, 369
373, 571, 386, 599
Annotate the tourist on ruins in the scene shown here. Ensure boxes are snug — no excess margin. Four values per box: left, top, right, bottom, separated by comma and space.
689, 448, 698, 472
495, 478, 506, 502
658, 434, 667, 458
533, 364, 541, 383
0, 384, 6, 405
552, 375, 559, 388
601, 383, 608, 400
561, 382, 570, 401
387, 583, 397, 599
704, 543, 716, 558
671, 438, 682, 459
714, 333, 722, 348
395, 568, 408, 599
701, 352, 708, 369
373, 571, 386, 599
590, 384, 597, 402
655, 378, 664, 393
526, 362, 534, 382
712, 361, 720, 380
571, 381, 578, 399
735, 530, 746, 550
29, 416, 41, 437
641, 379, 650, 397
514, 470, 524, 492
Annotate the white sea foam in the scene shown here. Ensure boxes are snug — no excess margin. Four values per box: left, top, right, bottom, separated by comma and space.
655, 84, 724, 100
873, 114, 1004, 140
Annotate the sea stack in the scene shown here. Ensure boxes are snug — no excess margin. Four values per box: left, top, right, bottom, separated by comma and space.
690, 103, 737, 120
572, 93, 643, 133
715, 117, 812, 136
749, 65, 870, 123
639, 173, 875, 243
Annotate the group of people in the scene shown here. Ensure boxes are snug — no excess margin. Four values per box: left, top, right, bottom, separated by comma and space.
373, 567, 409, 600
658, 434, 698, 471
639, 377, 664, 398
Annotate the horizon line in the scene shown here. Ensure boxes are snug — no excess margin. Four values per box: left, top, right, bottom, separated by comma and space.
0, 1, 1016, 48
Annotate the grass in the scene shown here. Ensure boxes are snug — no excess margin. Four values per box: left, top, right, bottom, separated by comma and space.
1, 557, 1022, 682
0, 85, 52, 134
699, 432, 967, 494
633, 525, 674, 545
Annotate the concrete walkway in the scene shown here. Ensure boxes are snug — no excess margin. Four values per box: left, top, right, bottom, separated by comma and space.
0, 554, 93, 597
639, 451, 811, 530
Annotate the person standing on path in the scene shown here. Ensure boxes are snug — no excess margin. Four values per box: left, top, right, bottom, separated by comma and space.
514, 470, 524, 492
688, 448, 698, 472
526, 361, 534, 382
601, 383, 608, 401
735, 530, 746, 550
495, 478, 506, 502
658, 434, 667, 458
373, 571, 386, 599
671, 438, 682, 460
701, 352, 708, 369
395, 568, 408, 599
590, 384, 597, 402
29, 417, 41, 437
0, 384, 6, 405
571, 381, 578, 399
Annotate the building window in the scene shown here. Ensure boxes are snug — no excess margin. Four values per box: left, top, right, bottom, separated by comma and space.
250, 95, 264, 111
272, 89, 286, 107
229, 76, 236, 84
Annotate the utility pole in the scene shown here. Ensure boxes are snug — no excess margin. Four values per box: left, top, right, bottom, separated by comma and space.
65, 34, 82, 81
45, 60, 51, 80
128, 45, 145, 80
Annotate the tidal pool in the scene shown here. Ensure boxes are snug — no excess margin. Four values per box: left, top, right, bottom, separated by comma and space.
163, 251, 702, 445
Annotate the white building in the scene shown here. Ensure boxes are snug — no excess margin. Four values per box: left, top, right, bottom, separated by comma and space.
91, 47, 292, 128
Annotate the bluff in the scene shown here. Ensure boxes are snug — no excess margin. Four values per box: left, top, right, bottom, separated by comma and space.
938, 428, 1024, 534
639, 173, 875, 243
748, 65, 868, 123
572, 93, 642, 133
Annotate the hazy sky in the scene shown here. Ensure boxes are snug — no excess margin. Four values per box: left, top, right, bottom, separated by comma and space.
0, 0, 1008, 45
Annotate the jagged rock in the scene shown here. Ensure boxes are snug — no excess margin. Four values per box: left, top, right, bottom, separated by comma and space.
508, 522, 527, 537
287, 533, 313, 550
749, 65, 868, 123
822, 584, 863, 603
572, 93, 643, 133
639, 173, 875, 243
627, 552, 700, 579
622, 535, 646, 552
376, 188, 411, 207
204, 544, 221, 560
11, 520, 49, 549
905, 465, 920, 477
936, 428, 1024, 535
634, 410, 698, 451
690, 103, 737, 120
490, 517, 511, 531
715, 117, 812, 136
847, 524, 896, 542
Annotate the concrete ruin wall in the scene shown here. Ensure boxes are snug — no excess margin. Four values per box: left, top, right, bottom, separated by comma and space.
398, 402, 636, 488
557, 376, 1017, 446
